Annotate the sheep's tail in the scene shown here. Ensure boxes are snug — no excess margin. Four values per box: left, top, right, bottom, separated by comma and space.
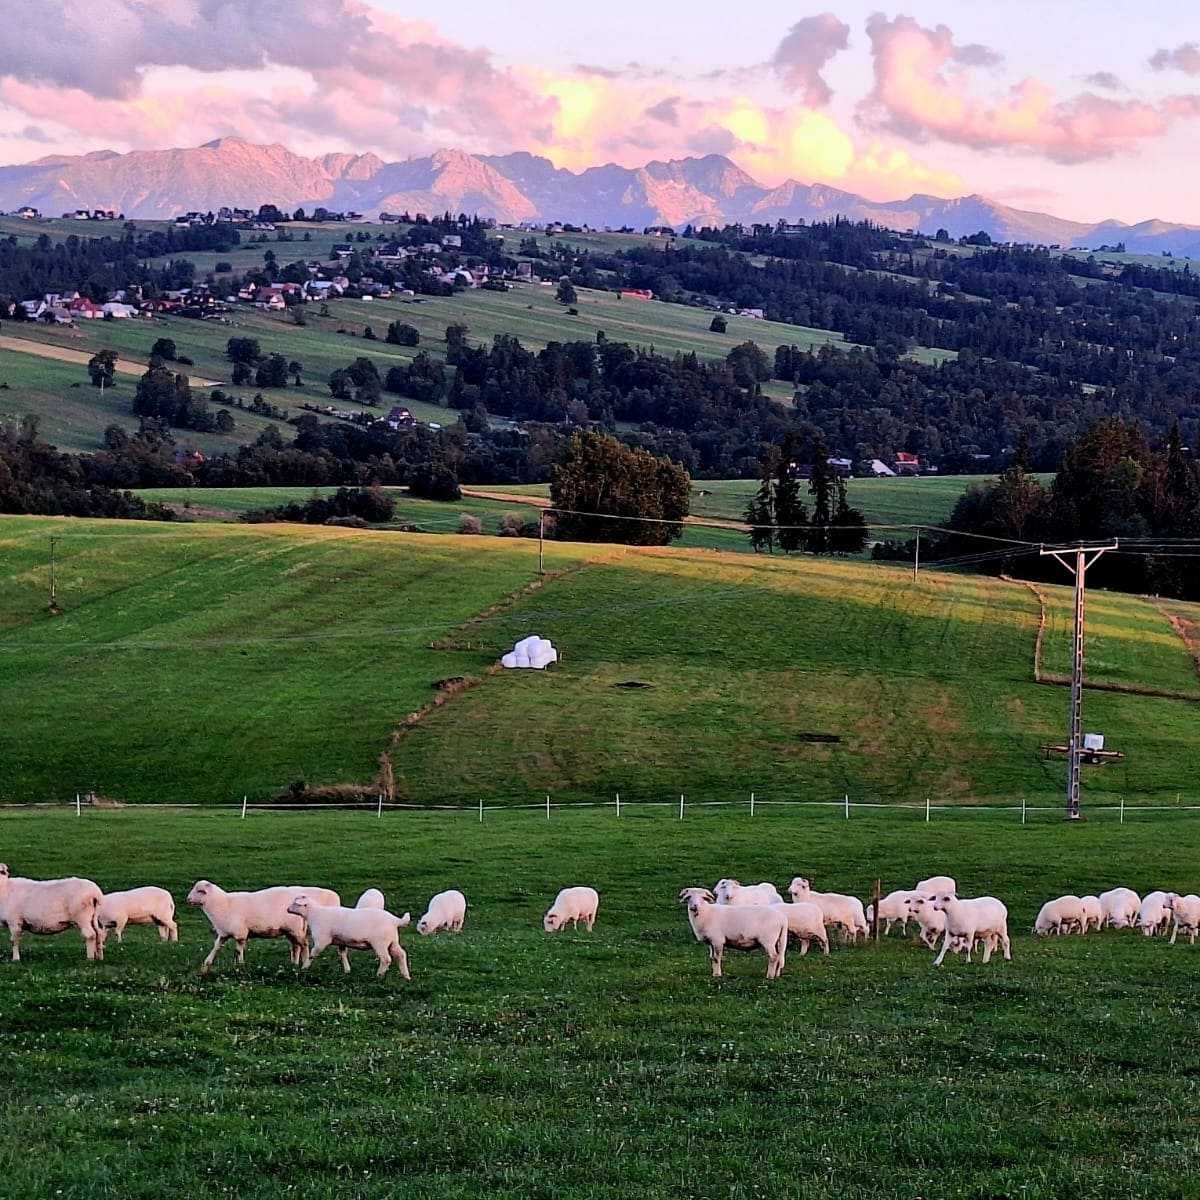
396, 912, 411, 928
774, 921, 788, 963
90, 893, 102, 938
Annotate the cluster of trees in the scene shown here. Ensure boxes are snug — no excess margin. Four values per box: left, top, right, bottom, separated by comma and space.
240, 485, 396, 526
225, 338, 302, 389
132, 362, 234, 433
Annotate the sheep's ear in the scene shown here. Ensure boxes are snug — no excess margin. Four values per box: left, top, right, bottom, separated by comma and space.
701, 889, 715, 902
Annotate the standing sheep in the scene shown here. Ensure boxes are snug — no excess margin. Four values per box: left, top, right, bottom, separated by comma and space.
787, 879, 868, 942
678, 888, 788, 979
931, 894, 1012, 965
0, 864, 104, 962
1137, 891, 1174, 937
1099, 887, 1141, 930
1033, 896, 1085, 937
543, 887, 599, 933
1169, 895, 1200, 945
773, 901, 829, 957
714, 879, 784, 906
417, 889, 467, 935
1078, 895, 1103, 934
906, 893, 947, 949
865, 890, 918, 936
286, 897, 411, 978
96, 886, 178, 951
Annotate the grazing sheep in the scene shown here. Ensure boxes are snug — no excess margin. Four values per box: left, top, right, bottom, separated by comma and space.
186, 880, 341, 974
679, 888, 788, 979
355, 888, 385, 909
1137, 891, 1174, 937
916, 876, 957, 895
865, 890, 918, 936
1033, 896, 1085, 937
96, 886, 178, 951
775, 900, 830, 957
0, 864, 104, 962
1078, 895, 1103, 934
286, 896, 411, 978
1099, 887, 1141, 930
1169, 895, 1200, 945
787, 878, 868, 942
906, 893, 948, 949
543, 887, 599, 933
417, 889, 467, 935
714, 879, 784, 906
931, 894, 1011, 965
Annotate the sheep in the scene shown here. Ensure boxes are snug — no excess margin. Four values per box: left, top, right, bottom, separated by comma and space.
543, 886, 599, 933
286, 896, 411, 978
775, 900, 830, 956
916, 876, 957, 895
678, 888, 788, 979
906, 893, 948, 949
0, 864, 104, 962
1169, 895, 1200, 945
787, 878, 868, 942
1033, 896, 1084, 937
1099, 887, 1141, 930
186, 880, 341, 974
355, 888, 385, 909
930, 894, 1011, 965
1079, 895, 1103, 934
96, 886, 177, 951
713, 879, 784, 906
417, 889, 467, 935
1137, 891, 1174, 937
865, 889, 918, 936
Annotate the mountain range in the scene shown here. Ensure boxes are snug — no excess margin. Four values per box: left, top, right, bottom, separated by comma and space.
4, 137, 1200, 255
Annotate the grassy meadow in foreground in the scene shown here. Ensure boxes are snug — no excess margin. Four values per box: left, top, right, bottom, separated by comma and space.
0, 806, 1199, 1199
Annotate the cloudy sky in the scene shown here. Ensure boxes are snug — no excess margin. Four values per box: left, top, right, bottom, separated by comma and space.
2, 0, 1199, 223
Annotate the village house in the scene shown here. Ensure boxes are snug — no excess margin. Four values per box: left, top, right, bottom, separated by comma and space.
386, 406, 415, 429
893, 452, 921, 476
14, 205, 40, 219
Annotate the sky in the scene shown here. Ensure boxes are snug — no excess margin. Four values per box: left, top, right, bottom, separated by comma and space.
1, 0, 1200, 224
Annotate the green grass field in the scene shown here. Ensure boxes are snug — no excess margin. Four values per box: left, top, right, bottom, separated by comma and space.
2, 805, 1200, 1199
2, 515, 1198, 809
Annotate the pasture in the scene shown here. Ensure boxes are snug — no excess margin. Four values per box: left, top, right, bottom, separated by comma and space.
2, 516, 1198, 810
1, 805, 1200, 1199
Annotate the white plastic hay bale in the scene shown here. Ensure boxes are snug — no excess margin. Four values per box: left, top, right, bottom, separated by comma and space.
502, 634, 558, 669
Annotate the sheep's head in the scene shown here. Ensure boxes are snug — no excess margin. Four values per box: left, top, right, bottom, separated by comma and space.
286, 896, 313, 918
416, 915, 432, 936
930, 893, 954, 912
713, 879, 740, 903
907, 894, 928, 916
0, 863, 8, 880
186, 880, 213, 906
788, 877, 810, 899
678, 887, 715, 916
543, 910, 563, 933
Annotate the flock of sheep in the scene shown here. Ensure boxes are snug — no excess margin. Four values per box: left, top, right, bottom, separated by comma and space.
1, 859, 1197, 980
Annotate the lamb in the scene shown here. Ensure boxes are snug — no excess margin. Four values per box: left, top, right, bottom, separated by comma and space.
1033, 896, 1084, 937
787, 878, 868, 942
679, 888, 788, 979
0, 863, 104, 962
543, 886, 599, 933
1078, 895, 1103, 934
286, 896, 411, 978
1169, 894, 1200, 945
906, 893, 948, 949
713, 879, 784, 906
930, 894, 1011, 965
916, 876, 957, 895
1137, 891, 1174, 937
96, 886, 178, 951
417, 889, 467, 935
355, 888, 385, 909
865, 889, 918, 936
1098, 887, 1141, 930
775, 900, 830, 956
186, 880, 341, 974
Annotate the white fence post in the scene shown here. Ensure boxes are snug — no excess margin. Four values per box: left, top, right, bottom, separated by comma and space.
377, 793, 383, 819
615, 792, 621, 818
679, 793, 685, 820
1022, 796, 1027, 825
75, 793, 81, 818
1120, 795, 1125, 825
844, 793, 850, 820
925, 796, 930, 824
750, 791, 755, 817
478, 796, 483, 823
546, 793, 551, 821
241, 795, 247, 820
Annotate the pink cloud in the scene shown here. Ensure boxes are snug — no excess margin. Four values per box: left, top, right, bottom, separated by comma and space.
770, 14, 851, 106
861, 14, 1200, 162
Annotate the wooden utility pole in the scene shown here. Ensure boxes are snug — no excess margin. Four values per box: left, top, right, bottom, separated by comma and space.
47, 536, 62, 615
538, 509, 545, 576
1038, 541, 1117, 820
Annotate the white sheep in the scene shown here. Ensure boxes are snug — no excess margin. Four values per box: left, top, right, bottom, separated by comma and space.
931, 894, 1011, 965
1137, 891, 1174, 937
1169, 895, 1200, 945
865, 889, 918, 936
417, 889, 467, 935
543, 886, 599, 932
96, 886, 178, 951
775, 900, 830, 956
787, 878, 867, 942
186, 880, 341, 974
1099, 887, 1141, 930
355, 888, 385, 909
286, 896, 411, 978
0, 864, 104, 962
1078, 895, 1103, 933
906, 893, 948, 949
916, 875, 957, 895
713, 879, 784, 906
679, 888, 788, 978
1033, 896, 1084, 937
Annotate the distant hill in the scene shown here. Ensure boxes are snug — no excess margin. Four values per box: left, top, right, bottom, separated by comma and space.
3, 136, 1200, 254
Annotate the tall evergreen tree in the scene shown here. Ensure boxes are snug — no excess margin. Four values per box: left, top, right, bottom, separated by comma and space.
745, 450, 777, 553
806, 435, 833, 553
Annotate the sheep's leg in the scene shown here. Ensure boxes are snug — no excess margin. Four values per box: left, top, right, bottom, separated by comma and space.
168, 919, 179, 943
585, 914, 595, 931
235, 938, 247, 964
391, 942, 410, 980
338, 947, 351, 974
1171, 922, 1179, 946
200, 934, 226, 974
821, 933, 830, 957
375, 948, 390, 978
709, 943, 723, 978
115, 919, 126, 944
80, 917, 101, 961
8, 920, 22, 963
981, 935, 993, 964
305, 933, 330, 971
799, 937, 809, 957
933, 929, 950, 966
